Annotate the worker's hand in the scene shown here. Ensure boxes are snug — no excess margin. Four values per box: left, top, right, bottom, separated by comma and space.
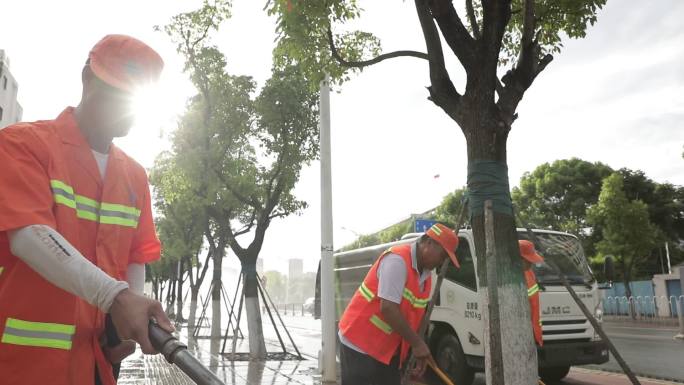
411, 339, 432, 377
103, 340, 136, 363
109, 289, 174, 354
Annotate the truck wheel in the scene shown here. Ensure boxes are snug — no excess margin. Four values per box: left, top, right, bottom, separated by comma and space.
430, 333, 474, 385
539, 366, 571, 383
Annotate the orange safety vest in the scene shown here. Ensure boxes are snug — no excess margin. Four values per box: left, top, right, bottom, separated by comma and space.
339, 244, 432, 366
0, 108, 161, 385
525, 269, 543, 346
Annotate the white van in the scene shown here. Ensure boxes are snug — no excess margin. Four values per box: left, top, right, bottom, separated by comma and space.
314, 228, 609, 384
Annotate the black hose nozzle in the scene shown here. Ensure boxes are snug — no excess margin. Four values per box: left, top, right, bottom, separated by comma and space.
148, 321, 225, 385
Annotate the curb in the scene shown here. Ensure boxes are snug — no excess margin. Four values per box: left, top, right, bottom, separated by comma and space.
575, 367, 684, 384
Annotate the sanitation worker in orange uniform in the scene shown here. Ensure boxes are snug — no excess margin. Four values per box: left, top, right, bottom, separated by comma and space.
338, 224, 460, 385
519, 240, 544, 346
0, 35, 174, 385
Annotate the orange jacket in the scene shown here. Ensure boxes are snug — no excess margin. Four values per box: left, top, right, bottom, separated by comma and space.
339, 244, 432, 366
525, 269, 543, 346
0, 108, 161, 385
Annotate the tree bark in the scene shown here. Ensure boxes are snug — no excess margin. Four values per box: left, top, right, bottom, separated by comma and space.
176, 259, 184, 322
243, 259, 267, 359
465, 114, 537, 385
211, 247, 224, 341
189, 286, 199, 331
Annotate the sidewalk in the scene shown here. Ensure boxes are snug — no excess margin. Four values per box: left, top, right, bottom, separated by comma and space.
116, 319, 683, 385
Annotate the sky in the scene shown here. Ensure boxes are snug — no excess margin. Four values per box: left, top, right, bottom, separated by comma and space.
2, 1, 683, 275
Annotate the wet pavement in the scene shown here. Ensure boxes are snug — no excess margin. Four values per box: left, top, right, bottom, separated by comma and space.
117, 314, 683, 384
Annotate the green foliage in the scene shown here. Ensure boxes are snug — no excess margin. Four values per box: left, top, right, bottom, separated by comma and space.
513, 159, 684, 270
266, 0, 381, 88
512, 158, 613, 234
498, 0, 607, 66
159, 1, 320, 268
263, 270, 287, 303
267, 1, 605, 87
433, 188, 467, 228
586, 173, 659, 286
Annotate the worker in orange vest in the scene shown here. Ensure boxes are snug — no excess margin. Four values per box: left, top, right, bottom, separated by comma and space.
0, 35, 173, 385
519, 240, 544, 346
338, 224, 460, 385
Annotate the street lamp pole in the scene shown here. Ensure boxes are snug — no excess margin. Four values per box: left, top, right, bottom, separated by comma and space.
319, 73, 337, 383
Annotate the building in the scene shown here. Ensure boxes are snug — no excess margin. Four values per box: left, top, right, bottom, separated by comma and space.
0, 50, 23, 129
288, 258, 303, 280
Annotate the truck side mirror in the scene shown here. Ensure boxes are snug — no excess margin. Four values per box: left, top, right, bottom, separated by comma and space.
603, 255, 614, 284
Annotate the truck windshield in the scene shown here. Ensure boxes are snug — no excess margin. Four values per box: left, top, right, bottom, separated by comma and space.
519, 232, 595, 286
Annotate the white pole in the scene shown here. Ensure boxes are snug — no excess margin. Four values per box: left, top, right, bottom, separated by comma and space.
319, 73, 337, 383
666, 242, 672, 275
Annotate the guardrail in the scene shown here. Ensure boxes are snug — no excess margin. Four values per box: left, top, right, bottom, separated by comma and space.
267, 303, 310, 316
603, 295, 683, 326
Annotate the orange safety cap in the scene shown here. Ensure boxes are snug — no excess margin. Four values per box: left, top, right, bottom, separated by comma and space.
88, 34, 164, 92
518, 240, 544, 264
426, 223, 460, 268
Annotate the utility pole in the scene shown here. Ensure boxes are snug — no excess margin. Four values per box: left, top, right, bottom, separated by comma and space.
319, 73, 336, 383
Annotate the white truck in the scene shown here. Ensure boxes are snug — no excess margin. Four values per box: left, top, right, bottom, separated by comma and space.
314, 228, 610, 384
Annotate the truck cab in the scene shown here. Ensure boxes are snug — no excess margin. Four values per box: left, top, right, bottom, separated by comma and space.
315, 228, 609, 384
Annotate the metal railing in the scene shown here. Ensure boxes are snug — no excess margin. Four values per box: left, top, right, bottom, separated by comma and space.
603, 295, 683, 326
267, 303, 310, 316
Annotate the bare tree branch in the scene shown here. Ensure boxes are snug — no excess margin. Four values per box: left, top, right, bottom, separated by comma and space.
480, 0, 512, 72
327, 29, 428, 68
466, 0, 481, 39
521, 0, 535, 49
414, 0, 461, 121
428, 0, 477, 70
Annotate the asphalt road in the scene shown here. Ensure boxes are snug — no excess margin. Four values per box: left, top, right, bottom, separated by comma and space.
586, 322, 684, 382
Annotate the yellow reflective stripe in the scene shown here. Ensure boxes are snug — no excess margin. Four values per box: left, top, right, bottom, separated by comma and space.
6, 318, 75, 335
430, 224, 442, 235
50, 179, 140, 228
101, 202, 141, 216
413, 297, 429, 308
370, 315, 393, 334
75, 194, 100, 209
1, 334, 72, 350
0, 266, 4, 276
77, 209, 99, 221
50, 180, 74, 195
54, 194, 77, 209
403, 288, 429, 309
528, 284, 539, 296
358, 282, 375, 302
99, 216, 138, 228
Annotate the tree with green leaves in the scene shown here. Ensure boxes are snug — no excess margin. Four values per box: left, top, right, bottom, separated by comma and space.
433, 188, 467, 227
160, 0, 319, 359
512, 158, 613, 256
263, 270, 287, 304
149, 153, 208, 328
512, 160, 684, 274
587, 173, 659, 310
268, 0, 606, 381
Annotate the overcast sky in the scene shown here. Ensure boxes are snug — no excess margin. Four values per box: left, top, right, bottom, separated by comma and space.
2, 1, 683, 275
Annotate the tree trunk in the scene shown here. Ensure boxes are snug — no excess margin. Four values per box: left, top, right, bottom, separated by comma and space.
243, 261, 267, 359
189, 286, 200, 331
176, 259, 184, 322
152, 278, 159, 300
624, 270, 635, 319
167, 273, 176, 316
211, 248, 224, 341
465, 114, 537, 385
